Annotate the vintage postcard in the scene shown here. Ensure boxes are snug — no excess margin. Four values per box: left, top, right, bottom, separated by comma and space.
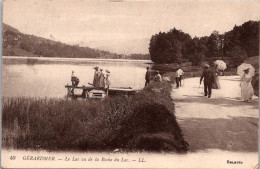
1, 0, 259, 168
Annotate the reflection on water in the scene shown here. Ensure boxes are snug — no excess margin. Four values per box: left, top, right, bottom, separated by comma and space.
2, 57, 151, 98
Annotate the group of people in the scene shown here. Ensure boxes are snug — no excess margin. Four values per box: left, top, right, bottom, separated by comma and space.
145, 65, 184, 88
93, 67, 111, 88
174, 64, 220, 98
145, 67, 162, 86
200, 63, 254, 101
93, 67, 111, 89
70, 67, 111, 89
145, 66, 183, 87
145, 63, 254, 102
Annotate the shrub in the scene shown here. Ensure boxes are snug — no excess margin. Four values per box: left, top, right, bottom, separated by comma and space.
2, 75, 188, 153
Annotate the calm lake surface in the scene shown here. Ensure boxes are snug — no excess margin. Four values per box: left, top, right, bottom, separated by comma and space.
2, 56, 152, 98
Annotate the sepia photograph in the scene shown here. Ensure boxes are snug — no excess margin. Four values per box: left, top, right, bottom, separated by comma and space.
1, 0, 259, 168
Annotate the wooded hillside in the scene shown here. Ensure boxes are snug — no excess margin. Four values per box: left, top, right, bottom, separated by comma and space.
149, 21, 259, 66
2, 23, 150, 60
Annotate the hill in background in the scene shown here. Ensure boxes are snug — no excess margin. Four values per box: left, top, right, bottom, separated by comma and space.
2, 23, 150, 60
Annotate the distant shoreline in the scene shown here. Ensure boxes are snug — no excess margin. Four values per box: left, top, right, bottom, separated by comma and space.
2, 56, 153, 63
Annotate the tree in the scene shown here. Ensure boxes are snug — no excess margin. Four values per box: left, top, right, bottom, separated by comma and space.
20, 41, 32, 51
149, 32, 171, 63
149, 29, 191, 63
207, 30, 222, 58
226, 45, 248, 67
239, 21, 259, 57
224, 21, 259, 59
223, 26, 241, 57
189, 37, 207, 66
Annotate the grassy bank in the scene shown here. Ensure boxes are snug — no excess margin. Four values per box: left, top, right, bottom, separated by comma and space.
2, 73, 188, 152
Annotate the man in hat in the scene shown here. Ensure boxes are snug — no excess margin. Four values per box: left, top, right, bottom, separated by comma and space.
71, 70, 78, 86
154, 71, 162, 82
176, 65, 184, 88
200, 64, 214, 98
145, 67, 151, 86
71, 70, 80, 87
71, 71, 76, 86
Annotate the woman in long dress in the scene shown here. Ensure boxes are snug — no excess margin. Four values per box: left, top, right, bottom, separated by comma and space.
99, 69, 105, 88
240, 69, 254, 102
93, 67, 100, 87
105, 73, 111, 89
212, 66, 221, 89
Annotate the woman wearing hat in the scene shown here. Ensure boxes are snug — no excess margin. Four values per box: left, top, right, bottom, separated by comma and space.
99, 68, 105, 88
212, 65, 221, 89
240, 68, 254, 102
105, 70, 111, 89
93, 67, 100, 87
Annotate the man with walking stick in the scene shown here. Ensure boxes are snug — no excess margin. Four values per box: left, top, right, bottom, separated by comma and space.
200, 64, 214, 98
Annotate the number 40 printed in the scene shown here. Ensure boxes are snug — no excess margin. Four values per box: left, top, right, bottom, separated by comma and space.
9, 156, 16, 160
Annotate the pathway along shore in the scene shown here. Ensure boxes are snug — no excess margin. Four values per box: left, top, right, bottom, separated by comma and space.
171, 75, 259, 152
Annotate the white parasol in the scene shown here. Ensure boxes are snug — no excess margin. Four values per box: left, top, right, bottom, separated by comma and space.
214, 60, 227, 70
237, 63, 255, 77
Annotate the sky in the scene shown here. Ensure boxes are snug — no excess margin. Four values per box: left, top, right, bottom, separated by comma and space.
3, 0, 260, 54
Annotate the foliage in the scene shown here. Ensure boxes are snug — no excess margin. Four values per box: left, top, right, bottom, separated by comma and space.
252, 73, 259, 97
226, 45, 248, 67
149, 21, 259, 66
206, 30, 222, 58
2, 74, 188, 152
125, 53, 150, 60
149, 29, 191, 64
224, 21, 259, 58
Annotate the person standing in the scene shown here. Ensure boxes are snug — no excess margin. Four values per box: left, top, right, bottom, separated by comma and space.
71, 70, 79, 87
105, 70, 111, 89
176, 66, 184, 88
75, 77, 80, 86
99, 69, 105, 88
200, 64, 214, 98
240, 68, 254, 102
212, 65, 221, 89
145, 67, 151, 86
71, 70, 76, 86
93, 67, 100, 87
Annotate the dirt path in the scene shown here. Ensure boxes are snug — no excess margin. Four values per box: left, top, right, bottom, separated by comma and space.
171, 76, 259, 152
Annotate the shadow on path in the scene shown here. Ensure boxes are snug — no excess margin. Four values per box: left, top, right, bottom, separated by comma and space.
178, 116, 258, 152
175, 95, 258, 110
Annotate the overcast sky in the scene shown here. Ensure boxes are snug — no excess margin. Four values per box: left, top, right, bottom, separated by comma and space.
3, 0, 260, 54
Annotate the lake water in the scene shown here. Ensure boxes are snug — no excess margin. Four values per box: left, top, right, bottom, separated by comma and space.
2, 56, 152, 98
